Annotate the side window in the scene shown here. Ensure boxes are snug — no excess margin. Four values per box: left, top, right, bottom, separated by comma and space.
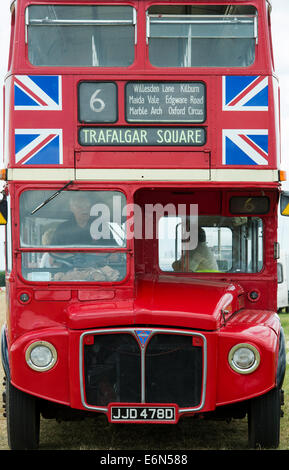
277, 263, 283, 284
8, 3, 16, 71
158, 216, 263, 273
204, 227, 232, 271
238, 217, 263, 272
158, 216, 182, 271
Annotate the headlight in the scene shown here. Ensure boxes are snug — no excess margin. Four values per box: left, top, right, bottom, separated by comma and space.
25, 341, 57, 372
228, 343, 260, 374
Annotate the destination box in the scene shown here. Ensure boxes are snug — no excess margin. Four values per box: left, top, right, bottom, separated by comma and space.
125, 82, 206, 123
79, 127, 206, 146
78, 82, 118, 123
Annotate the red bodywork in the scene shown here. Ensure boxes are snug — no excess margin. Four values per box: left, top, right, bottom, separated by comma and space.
2, 0, 284, 424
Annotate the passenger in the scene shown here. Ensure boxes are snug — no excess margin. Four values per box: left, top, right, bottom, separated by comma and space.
172, 227, 218, 272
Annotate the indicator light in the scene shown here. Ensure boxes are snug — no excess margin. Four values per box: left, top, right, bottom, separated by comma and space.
248, 290, 260, 302
0, 169, 7, 181
250, 291, 258, 299
84, 335, 94, 345
19, 292, 31, 303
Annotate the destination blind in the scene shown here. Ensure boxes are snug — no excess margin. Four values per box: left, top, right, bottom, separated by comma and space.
78, 81, 206, 124
79, 127, 206, 146
78, 80, 206, 146
125, 82, 206, 123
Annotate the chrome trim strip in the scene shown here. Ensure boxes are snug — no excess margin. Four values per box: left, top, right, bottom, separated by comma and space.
141, 346, 145, 403
79, 327, 207, 414
29, 20, 134, 26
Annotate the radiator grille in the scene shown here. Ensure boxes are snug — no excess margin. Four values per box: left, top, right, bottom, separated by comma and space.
145, 334, 203, 407
84, 334, 141, 406
82, 330, 204, 408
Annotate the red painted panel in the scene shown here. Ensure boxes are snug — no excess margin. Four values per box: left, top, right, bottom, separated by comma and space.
76, 151, 209, 169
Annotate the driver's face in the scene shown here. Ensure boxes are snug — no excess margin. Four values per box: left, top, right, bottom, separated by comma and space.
70, 198, 91, 227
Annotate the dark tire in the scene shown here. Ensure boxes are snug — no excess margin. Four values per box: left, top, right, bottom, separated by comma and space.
248, 387, 281, 448
6, 379, 40, 450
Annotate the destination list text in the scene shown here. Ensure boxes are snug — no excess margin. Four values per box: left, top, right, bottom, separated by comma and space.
125, 82, 206, 123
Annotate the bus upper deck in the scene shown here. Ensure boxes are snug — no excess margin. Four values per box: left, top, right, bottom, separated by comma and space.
4, 0, 280, 183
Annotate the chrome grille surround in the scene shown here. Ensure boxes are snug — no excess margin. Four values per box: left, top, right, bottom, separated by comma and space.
79, 327, 207, 416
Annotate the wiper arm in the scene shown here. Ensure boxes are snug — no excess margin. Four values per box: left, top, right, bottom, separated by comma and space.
30, 181, 73, 215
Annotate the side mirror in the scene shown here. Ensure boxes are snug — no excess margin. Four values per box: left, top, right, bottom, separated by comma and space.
0, 198, 7, 225
280, 192, 289, 216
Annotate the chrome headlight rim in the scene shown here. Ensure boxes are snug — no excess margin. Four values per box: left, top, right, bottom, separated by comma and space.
25, 340, 57, 372
228, 343, 260, 375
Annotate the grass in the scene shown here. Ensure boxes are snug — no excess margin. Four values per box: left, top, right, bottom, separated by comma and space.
279, 313, 289, 449
37, 415, 249, 451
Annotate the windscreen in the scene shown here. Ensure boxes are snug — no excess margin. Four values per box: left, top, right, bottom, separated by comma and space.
20, 190, 127, 282
147, 4, 257, 67
27, 5, 136, 67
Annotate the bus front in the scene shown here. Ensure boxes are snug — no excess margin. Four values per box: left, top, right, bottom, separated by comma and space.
1, 0, 286, 450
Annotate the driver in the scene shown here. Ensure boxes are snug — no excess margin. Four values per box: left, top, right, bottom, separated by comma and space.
45, 192, 121, 281
51, 192, 113, 246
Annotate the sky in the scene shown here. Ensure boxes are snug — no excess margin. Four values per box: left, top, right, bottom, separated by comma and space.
0, 0, 289, 270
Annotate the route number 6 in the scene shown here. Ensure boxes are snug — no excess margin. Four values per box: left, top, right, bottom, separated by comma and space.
90, 89, 105, 113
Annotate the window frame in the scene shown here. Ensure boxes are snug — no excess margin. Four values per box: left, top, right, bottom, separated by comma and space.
18, 188, 130, 284
25, 4, 137, 68
157, 215, 264, 275
146, 7, 258, 68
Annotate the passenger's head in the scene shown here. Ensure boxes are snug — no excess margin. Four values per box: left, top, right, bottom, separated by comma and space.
198, 227, 206, 243
183, 218, 206, 243
69, 192, 91, 227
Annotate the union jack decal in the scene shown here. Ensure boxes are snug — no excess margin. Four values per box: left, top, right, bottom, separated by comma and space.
14, 75, 62, 111
15, 129, 63, 165
222, 75, 268, 111
222, 130, 268, 166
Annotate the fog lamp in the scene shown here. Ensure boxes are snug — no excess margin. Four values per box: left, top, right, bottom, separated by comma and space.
25, 341, 57, 372
228, 343, 260, 374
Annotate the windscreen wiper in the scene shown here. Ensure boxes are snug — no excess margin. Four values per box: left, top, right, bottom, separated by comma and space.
30, 181, 73, 215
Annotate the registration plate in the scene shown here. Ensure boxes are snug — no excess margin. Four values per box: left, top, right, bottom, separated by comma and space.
109, 405, 177, 423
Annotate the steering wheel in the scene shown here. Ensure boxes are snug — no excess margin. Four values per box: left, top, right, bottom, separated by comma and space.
50, 253, 101, 269
49, 253, 75, 268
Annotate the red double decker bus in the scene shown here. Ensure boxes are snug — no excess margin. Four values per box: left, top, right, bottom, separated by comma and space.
0, 0, 288, 450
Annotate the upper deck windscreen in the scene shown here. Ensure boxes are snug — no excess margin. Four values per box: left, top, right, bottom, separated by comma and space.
26, 4, 257, 68
147, 5, 257, 67
27, 5, 136, 67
